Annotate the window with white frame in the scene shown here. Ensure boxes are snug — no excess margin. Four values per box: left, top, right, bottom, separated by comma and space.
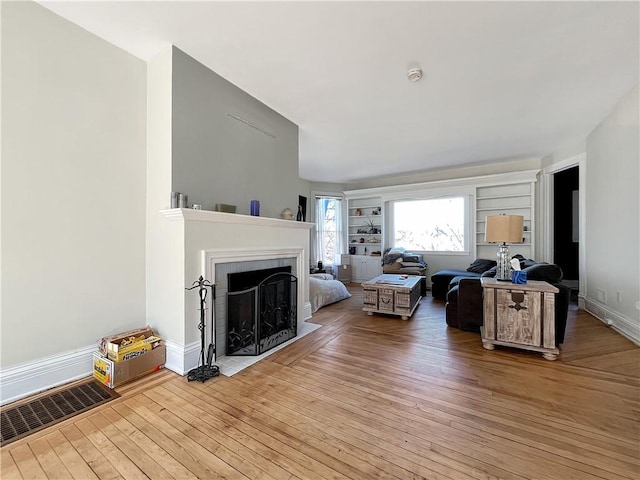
392, 196, 469, 253
315, 195, 343, 265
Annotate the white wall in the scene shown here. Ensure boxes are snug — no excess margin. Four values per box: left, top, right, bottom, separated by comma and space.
145, 47, 186, 349
584, 85, 639, 341
1, 2, 147, 370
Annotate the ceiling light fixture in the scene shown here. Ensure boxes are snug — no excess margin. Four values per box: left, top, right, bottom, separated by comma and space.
407, 67, 423, 82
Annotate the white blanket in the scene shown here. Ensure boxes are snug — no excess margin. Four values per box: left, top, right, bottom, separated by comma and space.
309, 273, 352, 312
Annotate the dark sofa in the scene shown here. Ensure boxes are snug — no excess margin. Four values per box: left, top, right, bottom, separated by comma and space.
430, 259, 496, 300
445, 260, 571, 345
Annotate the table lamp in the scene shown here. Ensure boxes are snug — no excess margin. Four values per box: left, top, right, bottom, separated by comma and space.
485, 214, 524, 281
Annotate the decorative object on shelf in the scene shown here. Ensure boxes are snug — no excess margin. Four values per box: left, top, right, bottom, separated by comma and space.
359, 237, 365, 243
363, 216, 379, 234
250, 200, 260, 216
298, 195, 307, 222
192, 204, 202, 210
215, 203, 236, 213
296, 205, 303, 221
176, 193, 187, 208
185, 276, 219, 383
281, 208, 294, 220
355, 208, 362, 216
485, 214, 524, 281
349, 246, 356, 254
171, 191, 179, 208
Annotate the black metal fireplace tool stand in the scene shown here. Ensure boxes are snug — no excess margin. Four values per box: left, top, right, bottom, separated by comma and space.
186, 276, 220, 382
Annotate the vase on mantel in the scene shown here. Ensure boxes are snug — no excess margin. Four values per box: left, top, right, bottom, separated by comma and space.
296, 205, 303, 221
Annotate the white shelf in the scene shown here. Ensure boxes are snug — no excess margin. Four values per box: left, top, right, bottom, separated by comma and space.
476, 206, 532, 212
349, 203, 379, 208
347, 196, 383, 257
477, 230, 533, 234
475, 181, 535, 260
476, 194, 531, 200
477, 243, 531, 246
477, 219, 531, 223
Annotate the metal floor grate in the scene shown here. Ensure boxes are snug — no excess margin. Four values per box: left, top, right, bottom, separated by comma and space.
1, 379, 119, 446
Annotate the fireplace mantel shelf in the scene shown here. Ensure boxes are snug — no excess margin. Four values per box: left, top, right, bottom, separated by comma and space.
161, 208, 314, 230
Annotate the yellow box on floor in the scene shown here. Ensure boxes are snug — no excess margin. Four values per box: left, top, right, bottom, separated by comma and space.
106, 335, 163, 362
100, 326, 162, 362
93, 345, 166, 388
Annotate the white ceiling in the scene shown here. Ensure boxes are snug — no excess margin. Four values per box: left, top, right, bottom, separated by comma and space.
39, 1, 639, 183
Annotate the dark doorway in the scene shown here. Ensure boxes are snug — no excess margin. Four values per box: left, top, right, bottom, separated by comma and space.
553, 166, 579, 282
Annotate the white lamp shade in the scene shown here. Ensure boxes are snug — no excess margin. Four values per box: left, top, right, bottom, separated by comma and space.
485, 215, 524, 244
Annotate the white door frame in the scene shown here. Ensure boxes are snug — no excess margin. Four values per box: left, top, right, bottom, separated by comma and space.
541, 153, 586, 307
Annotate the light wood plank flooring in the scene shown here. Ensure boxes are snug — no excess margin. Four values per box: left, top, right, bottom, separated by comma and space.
2, 286, 639, 479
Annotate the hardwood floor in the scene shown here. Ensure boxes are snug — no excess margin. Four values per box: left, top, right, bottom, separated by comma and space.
3, 286, 639, 479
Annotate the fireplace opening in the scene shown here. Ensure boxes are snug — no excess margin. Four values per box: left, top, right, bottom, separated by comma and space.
226, 268, 297, 356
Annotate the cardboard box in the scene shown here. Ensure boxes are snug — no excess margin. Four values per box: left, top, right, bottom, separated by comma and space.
99, 326, 154, 357
106, 335, 163, 362
93, 345, 166, 388
333, 264, 352, 282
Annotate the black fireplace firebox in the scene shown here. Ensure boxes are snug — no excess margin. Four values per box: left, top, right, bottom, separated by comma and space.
226, 268, 297, 356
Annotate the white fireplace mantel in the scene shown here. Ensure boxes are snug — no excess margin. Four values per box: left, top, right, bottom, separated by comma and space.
161, 208, 314, 230
150, 208, 314, 375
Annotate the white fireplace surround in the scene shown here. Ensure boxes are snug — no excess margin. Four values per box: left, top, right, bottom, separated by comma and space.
156, 208, 314, 375
204, 247, 305, 356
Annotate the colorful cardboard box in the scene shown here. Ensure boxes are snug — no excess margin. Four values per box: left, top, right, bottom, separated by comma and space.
93, 345, 166, 389
99, 326, 154, 357
106, 335, 163, 362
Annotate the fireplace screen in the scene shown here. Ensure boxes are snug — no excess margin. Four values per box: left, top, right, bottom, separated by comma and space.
226, 272, 297, 356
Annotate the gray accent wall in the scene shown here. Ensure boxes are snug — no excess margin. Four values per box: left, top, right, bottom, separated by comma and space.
171, 47, 310, 218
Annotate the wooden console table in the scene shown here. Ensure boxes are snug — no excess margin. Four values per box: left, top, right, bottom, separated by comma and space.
481, 277, 559, 360
362, 274, 423, 320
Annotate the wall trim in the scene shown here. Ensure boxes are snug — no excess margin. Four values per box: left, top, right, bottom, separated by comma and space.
0, 339, 200, 405
161, 208, 314, 230
344, 169, 540, 198
584, 297, 640, 346
164, 339, 199, 376
0, 345, 95, 406
541, 153, 587, 302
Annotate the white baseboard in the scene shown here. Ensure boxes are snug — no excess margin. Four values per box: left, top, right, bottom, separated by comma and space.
0, 345, 95, 406
0, 301, 317, 405
584, 297, 640, 346
164, 340, 200, 375
0, 340, 199, 405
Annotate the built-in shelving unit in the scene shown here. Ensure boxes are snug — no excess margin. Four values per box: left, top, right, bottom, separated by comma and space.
347, 199, 383, 256
476, 182, 535, 260
346, 196, 383, 282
